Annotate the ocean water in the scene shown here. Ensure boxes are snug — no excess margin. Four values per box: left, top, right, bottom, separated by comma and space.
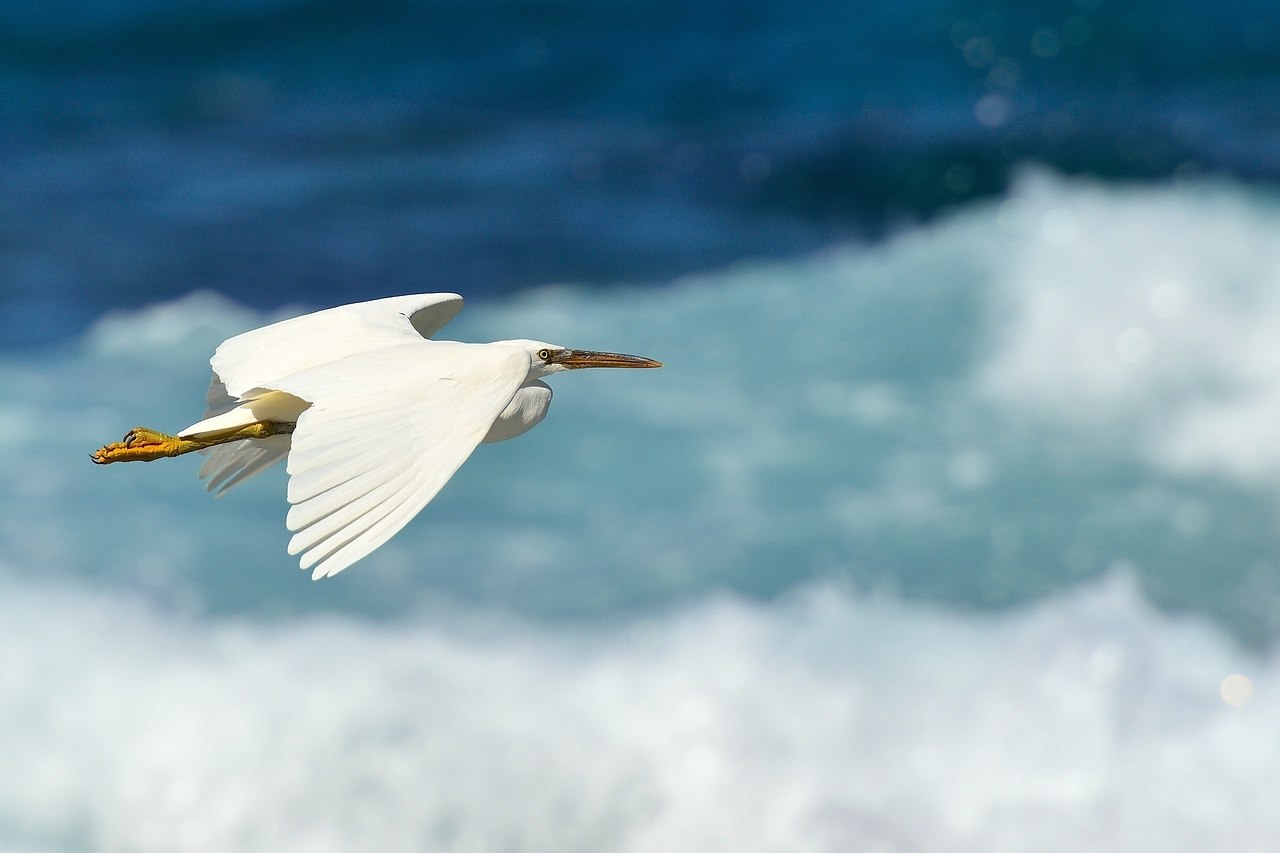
4, 0, 1280, 345
4, 171, 1280, 850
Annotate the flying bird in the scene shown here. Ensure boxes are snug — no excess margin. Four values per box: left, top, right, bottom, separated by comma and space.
92, 293, 662, 579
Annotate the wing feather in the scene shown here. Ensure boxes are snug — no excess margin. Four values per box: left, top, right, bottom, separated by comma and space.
203, 374, 239, 419
192, 294, 464, 497
298, 473, 445, 576
296, 480, 423, 573
199, 436, 292, 496
286, 452, 403, 508
286, 468, 418, 556
266, 339, 530, 579
285, 439, 412, 520
211, 293, 464, 399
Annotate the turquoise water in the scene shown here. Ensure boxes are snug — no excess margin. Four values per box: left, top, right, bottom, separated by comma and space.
3, 172, 1280, 850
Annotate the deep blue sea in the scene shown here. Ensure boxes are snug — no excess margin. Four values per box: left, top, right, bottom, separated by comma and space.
4, 1, 1280, 850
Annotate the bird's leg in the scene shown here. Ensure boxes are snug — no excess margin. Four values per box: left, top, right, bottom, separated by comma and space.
91, 421, 294, 465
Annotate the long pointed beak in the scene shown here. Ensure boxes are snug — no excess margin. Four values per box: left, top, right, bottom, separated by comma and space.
554, 349, 663, 369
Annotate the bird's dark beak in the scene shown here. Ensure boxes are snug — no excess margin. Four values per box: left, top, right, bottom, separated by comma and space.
554, 349, 663, 369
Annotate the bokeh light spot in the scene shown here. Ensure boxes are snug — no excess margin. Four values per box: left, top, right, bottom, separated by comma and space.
975, 94, 1011, 128
963, 36, 996, 68
1030, 28, 1063, 58
1220, 674, 1254, 708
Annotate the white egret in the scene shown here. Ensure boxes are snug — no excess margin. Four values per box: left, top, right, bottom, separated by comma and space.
92, 293, 662, 579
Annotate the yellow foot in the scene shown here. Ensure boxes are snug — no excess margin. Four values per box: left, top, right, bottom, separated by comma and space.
92, 427, 192, 465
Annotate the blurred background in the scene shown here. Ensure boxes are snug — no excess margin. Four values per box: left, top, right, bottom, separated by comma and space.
4, 0, 1280, 850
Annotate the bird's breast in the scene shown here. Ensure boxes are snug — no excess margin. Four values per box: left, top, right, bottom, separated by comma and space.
482, 380, 553, 443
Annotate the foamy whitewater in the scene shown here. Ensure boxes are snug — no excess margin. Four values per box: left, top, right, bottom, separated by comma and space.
4, 172, 1280, 850
1, 574, 1275, 852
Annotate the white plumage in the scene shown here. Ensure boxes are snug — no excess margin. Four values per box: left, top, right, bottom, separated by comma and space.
162, 293, 661, 579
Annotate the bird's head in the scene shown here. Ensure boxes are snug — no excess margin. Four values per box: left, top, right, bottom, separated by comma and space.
506, 340, 664, 378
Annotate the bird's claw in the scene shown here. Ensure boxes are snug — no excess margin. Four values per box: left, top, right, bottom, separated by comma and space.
123, 427, 165, 448
92, 426, 181, 464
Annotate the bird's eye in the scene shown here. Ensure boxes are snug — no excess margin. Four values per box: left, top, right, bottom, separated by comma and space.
537, 349, 552, 361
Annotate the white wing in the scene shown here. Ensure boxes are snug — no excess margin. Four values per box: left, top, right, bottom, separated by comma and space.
211, 293, 464, 398
198, 436, 293, 496
194, 294, 465, 495
265, 340, 530, 579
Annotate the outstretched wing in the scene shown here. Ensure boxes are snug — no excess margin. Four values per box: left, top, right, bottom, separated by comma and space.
194, 293, 465, 495
266, 340, 529, 579
210, 293, 464, 399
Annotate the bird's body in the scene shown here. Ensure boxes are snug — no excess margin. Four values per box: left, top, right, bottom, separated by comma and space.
92, 293, 661, 578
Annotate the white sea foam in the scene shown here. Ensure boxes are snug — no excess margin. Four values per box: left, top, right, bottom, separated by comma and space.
0, 571, 1275, 853
977, 172, 1280, 484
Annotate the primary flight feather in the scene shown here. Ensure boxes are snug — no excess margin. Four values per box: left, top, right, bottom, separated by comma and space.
92, 293, 662, 579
